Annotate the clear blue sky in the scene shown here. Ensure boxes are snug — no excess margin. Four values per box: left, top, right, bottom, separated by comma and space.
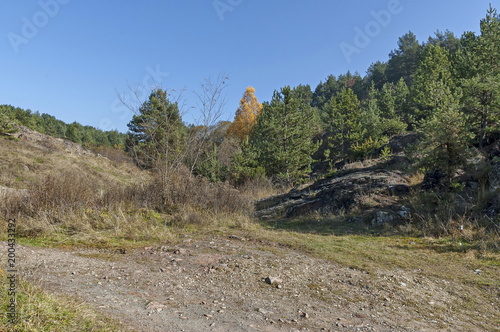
0, 0, 497, 132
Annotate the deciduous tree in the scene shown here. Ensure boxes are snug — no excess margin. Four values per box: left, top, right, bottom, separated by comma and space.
226, 86, 262, 142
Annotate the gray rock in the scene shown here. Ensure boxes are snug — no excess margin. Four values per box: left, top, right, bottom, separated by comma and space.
372, 211, 395, 226
397, 206, 411, 219
264, 276, 282, 285
258, 308, 274, 315
255, 168, 409, 219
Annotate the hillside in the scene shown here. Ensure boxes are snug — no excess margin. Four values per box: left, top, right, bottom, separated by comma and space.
0, 125, 142, 190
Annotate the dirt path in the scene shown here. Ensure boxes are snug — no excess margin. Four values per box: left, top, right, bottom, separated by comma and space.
4, 237, 497, 331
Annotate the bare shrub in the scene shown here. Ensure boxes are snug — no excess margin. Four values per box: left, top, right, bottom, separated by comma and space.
141, 167, 252, 215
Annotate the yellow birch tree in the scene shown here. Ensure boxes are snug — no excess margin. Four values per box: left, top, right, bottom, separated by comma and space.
227, 86, 263, 142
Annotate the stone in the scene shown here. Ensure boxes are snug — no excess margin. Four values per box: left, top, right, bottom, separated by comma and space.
146, 301, 167, 311
173, 248, 187, 255
265, 276, 283, 285
258, 308, 274, 315
397, 206, 411, 219
372, 211, 394, 226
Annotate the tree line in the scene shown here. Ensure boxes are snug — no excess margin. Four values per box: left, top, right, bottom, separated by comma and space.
127, 6, 499, 189
0, 104, 126, 148
1, 6, 498, 192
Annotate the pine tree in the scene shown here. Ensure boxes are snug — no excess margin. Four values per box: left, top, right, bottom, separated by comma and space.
323, 88, 366, 163
386, 31, 423, 84
0, 109, 17, 136
378, 83, 407, 136
247, 86, 319, 184
366, 61, 388, 90
226, 86, 262, 142
394, 77, 412, 126
458, 5, 500, 148
126, 89, 186, 169
66, 122, 82, 143
361, 84, 383, 140
312, 75, 340, 109
411, 44, 454, 121
417, 90, 472, 188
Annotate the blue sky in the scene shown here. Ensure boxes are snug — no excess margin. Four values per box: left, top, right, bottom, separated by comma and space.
0, 0, 497, 132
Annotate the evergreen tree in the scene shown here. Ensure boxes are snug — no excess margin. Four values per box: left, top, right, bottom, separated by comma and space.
426, 30, 460, 55
312, 75, 339, 109
323, 88, 366, 163
292, 84, 314, 106
411, 44, 454, 121
66, 122, 82, 143
417, 91, 472, 188
247, 86, 319, 184
458, 5, 500, 147
394, 77, 411, 123
361, 83, 383, 141
338, 71, 365, 99
365, 61, 388, 90
378, 82, 407, 136
386, 32, 423, 84
126, 89, 186, 169
0, 108, 17, 136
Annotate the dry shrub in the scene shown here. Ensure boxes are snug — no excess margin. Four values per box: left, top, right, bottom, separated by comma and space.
143, 167, 252, 214
404, 188, 500, 249
237, 177, 285, 201
0, 163, 257, 241
29, 171, 98, 211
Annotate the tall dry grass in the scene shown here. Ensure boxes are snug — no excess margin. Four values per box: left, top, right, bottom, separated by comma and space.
0, 166, 256, 244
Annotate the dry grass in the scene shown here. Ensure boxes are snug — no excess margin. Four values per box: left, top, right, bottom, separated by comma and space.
0, 271, 124, 331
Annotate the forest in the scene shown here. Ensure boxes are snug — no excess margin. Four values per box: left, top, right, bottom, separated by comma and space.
124, 6, 499, 191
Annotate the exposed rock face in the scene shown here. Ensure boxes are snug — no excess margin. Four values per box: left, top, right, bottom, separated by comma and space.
13, 125, 95, 156
255, 167, 410, 219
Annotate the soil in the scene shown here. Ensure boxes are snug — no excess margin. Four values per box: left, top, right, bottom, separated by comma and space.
5, 237, 498, 332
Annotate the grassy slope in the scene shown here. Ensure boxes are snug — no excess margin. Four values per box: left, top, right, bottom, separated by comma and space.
0, 135, 142, 189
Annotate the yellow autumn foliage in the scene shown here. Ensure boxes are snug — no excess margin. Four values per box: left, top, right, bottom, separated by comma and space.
227, 86, 263, 142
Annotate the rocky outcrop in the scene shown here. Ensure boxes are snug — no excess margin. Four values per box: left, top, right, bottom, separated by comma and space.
13, 125, 94, 156
255, 166, 410, 219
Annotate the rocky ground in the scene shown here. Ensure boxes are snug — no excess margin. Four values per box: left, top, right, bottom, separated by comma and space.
6, 236, 498, 332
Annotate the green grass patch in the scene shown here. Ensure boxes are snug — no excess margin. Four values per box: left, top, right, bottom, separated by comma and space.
0, 272, 124, 332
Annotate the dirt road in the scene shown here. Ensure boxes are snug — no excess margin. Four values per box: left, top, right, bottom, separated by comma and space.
6, 237, 497, 331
